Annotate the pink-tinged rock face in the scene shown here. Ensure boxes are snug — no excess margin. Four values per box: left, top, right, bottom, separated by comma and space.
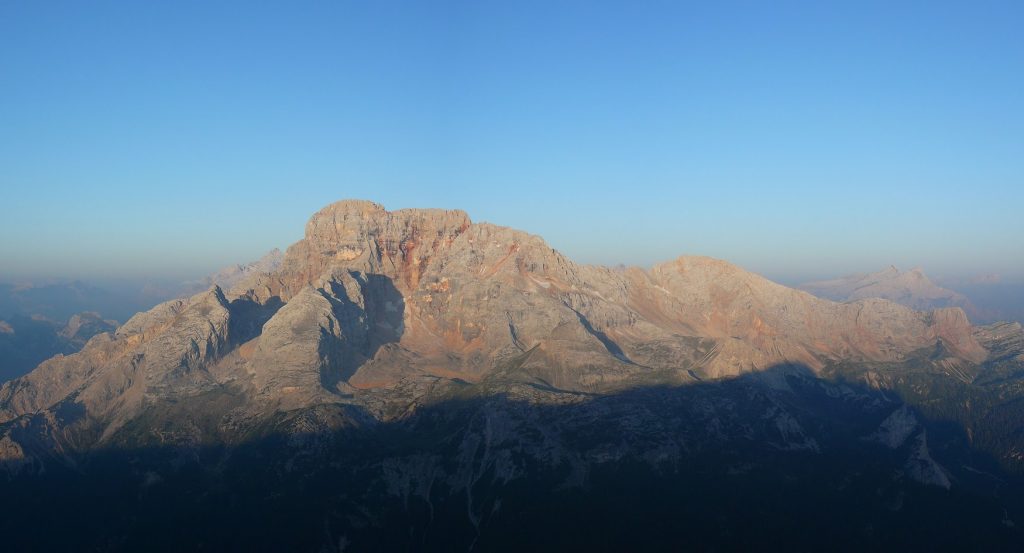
277, 200, 473, 296
0, 199, 1005, 449
230, 202, 982, 388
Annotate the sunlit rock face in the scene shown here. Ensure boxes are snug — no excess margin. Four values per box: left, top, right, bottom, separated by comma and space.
0, 199, 999, 450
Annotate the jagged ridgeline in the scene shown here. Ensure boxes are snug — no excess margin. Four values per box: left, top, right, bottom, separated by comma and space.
2, 200, 1024, 551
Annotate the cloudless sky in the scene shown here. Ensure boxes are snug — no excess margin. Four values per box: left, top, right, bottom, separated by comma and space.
1, 0, 1022, 283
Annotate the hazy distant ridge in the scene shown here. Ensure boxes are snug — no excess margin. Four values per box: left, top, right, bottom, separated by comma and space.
799, 265, 974, 312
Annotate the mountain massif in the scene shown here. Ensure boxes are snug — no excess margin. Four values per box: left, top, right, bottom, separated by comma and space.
2, 200, 1024, 551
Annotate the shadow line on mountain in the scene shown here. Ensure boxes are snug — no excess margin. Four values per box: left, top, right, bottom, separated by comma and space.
227, 295, 285, 347
326, 272, 406, 384
568, 307, 636, 364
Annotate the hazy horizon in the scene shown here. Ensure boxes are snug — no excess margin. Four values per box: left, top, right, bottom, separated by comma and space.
2, 2, 1022, 283
2, 194, 1023, 286
2, 202, 1021, 289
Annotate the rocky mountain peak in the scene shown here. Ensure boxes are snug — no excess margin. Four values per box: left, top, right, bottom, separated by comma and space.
279, 200, 473, 294
303, 200, 472, 254
0, 200, 1010, 465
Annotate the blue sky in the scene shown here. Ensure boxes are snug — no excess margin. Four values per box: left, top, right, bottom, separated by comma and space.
1, 1, 1022, 282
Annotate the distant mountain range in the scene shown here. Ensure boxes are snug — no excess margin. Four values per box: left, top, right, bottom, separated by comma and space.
0, 280, 134, 322
0, 252, 285, 383
0, 311, 118, 382
800, 266, 1024, 325
2, 200, 1024, 550
799, 265, 973, 311
178, 248, 284, 295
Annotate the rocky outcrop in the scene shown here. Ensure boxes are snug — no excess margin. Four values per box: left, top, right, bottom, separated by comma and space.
276, 200, 472, 296
249, 278, 372, 409
0, 287, 232, 445
60, 312, 118, 346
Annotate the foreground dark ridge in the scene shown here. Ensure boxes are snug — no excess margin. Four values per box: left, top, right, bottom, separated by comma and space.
1, 199, 1023, 551
2, 367, 1023, 552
